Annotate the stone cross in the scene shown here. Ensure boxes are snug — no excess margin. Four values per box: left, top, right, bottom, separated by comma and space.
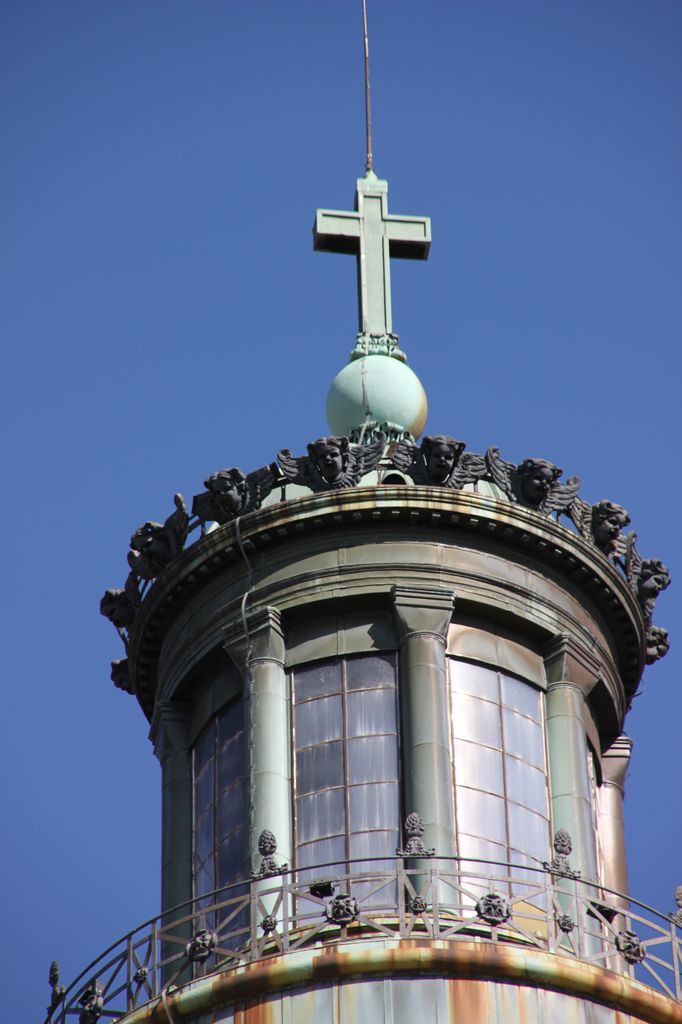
314, 171, 430, 350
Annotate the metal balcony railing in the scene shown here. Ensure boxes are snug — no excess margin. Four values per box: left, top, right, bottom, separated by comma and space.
45, 857, 682, 1023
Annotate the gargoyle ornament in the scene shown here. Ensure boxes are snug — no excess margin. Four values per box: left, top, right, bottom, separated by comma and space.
278, 435, 385, 492
391, 434, 486, 488
485, 449, 580, 515
127, 493, 189, 581
192, 464, 278, 526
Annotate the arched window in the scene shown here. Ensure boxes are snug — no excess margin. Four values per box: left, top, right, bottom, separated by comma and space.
292, 653, 400, 883
448, 658, 551, 892
193, 696, 247, 899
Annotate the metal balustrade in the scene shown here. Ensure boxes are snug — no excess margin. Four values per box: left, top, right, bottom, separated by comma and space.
45, 857, 682, 1022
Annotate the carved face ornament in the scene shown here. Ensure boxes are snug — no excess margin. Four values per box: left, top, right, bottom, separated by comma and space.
592, 500, 630, 548
426, 442, 456, 483
207, 470, 246, 513
130, 522, 166, 556
127, 525, 171, 583
312, 442, 346, 484
640, 560, 671, 598
645, 626, 670, 664
519, 459, 561, 505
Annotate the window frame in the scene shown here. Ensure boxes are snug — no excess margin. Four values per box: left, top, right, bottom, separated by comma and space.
290, 652, 401, 880
447, 656, 552, 876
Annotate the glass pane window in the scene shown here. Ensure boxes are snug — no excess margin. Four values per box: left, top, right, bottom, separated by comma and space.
453, 740, 503, 794
501, 673, 542, 722
292, 653, 399, 898
448, 659, 550, 876
456, 788, 507, 845
192, 695, 247, 900
296, 740, 343, 795
295, 694, 343, 747
451, 691, 501, 748
502, 707, 545, 767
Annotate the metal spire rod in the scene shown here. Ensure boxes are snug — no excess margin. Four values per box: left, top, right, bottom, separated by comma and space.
361, 0, 373, 172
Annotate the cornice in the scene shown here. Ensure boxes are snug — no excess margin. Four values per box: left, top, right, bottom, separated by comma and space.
126, 487, 645, 719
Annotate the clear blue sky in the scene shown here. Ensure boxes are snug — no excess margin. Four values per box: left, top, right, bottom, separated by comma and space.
2, 2, 680, 1020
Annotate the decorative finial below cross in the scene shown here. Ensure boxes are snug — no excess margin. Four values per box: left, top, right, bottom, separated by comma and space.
314, 172, 431, 359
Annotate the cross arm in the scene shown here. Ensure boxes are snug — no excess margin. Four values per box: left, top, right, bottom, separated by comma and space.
385, 215, 431, 260
313, 209, 361, 255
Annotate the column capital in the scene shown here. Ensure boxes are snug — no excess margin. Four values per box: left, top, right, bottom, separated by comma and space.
150, 700, 190, 762
223, 606, 285, 670
601, 734, 633, 793
543, 633, 601, 694
391, 585, 455, 644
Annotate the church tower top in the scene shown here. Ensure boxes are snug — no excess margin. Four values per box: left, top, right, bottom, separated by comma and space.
314, 3, 431, 443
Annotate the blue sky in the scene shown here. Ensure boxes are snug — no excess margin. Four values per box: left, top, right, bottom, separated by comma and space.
2, 2, 680, 1019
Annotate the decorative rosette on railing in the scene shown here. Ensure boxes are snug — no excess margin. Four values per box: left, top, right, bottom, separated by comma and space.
44, 858, 682, 1021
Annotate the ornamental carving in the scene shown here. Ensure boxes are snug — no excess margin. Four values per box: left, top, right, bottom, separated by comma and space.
260, 914, 277, 934
253, 829, 287, 879
100, 572, 141, 642
191, 464, 278, 526
645, 626, 670, 665
616, 929, 646, 964
278, 434, 385, 492
127, 494, 189, 581
476, 892, 511, 925
78, 981, 104, 1024
569, 498, 630, 558
485, 448, 580, 515
100, 432, 672, 685
47, 961, 65, 1017
544, 829, 581, 880
110, 659, 133, 694
635, 557, 671, 628
325, 892, 358, 925
185, 928, 218, 963
391, 435, 486, 488
396, 813, 435, 857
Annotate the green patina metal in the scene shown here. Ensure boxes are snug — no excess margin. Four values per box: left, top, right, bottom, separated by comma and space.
326, 354, 428, 442
314, 170, 430, 356
316, 172, 432, 440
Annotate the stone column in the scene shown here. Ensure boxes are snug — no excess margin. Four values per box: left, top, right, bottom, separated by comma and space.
599, 735, 632, 904
224, 607, 291, 892
392, 585, 456, 861
152, 700, 192, 917
543, 636, 600, 883
151, 700, 192, 982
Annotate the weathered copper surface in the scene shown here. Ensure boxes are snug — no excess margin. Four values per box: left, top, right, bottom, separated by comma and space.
128, 487, 644, 719
114, 939, 682, 1024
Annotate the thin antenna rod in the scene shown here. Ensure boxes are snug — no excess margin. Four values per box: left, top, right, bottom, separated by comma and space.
361, 0, 373, 172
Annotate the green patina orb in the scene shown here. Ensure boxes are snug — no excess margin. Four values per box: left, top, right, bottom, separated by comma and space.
326, 355, 428, 441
